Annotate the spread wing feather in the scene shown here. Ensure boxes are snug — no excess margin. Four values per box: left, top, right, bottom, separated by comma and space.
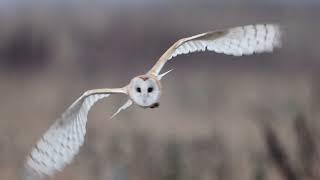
23, 88, 127, 179
149, 24, 282, 75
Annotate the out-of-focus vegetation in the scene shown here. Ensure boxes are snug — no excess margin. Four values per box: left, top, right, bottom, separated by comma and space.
0, 0, 320, 179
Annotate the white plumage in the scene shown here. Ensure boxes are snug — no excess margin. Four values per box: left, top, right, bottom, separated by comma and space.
24, 94, 110, 178
149, 24, 281, 75
22, 23, 282, 179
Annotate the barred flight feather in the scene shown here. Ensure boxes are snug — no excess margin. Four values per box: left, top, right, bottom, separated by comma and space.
23, 93, 110, 178
170, 24, 281, 59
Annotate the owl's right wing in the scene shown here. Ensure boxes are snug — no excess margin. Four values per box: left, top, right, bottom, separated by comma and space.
148, 24, 282, 76
22, 88, 127, 180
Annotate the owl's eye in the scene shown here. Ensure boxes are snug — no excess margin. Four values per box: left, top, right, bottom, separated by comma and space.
147, 87, 153, 93
136, 87, 141, 93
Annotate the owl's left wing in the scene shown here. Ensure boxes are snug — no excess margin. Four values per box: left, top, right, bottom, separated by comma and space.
148, 24, 282, 76
22, 88, 127, 180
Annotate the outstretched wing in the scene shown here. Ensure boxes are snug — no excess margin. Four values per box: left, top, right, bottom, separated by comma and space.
148, 24, 282, 76
23, 88, 127, 179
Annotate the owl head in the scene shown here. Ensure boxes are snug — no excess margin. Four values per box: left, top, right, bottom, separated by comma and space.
128, 75, 161, 108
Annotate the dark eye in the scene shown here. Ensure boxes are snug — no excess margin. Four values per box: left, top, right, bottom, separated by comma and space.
136, 87, 141, 93
147, 87, 153, 93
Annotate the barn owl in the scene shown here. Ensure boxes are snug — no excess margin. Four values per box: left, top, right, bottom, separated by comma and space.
22, 24, 281, 179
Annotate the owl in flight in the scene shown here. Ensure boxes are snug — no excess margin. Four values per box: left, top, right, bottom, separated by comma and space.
23, 24, 281, 179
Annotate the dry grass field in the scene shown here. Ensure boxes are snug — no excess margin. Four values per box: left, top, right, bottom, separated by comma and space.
0, 1, 320, 179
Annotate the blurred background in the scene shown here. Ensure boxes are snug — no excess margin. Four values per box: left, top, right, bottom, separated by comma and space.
0, 0, 320, 179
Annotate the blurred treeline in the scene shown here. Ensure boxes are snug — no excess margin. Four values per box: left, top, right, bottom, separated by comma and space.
0, 1, 320, 180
